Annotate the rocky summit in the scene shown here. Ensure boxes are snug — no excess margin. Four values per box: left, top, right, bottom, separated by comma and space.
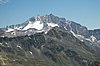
0, 14, 100, 66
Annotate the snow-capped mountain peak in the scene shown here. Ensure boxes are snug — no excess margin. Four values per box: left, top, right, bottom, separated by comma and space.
1, 14, 100, 44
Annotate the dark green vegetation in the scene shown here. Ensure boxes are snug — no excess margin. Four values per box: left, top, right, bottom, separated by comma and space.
0, 27, 100, 66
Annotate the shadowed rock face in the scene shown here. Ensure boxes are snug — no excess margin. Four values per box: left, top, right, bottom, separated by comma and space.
0, 27, 100, 66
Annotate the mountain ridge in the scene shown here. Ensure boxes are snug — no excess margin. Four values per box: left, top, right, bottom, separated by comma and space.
0, 14, 99, 41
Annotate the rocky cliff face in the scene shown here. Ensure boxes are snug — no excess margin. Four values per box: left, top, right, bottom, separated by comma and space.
0, 27, 100, 66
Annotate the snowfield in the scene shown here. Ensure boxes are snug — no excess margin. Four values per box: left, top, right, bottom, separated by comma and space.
23, 21, 43, 30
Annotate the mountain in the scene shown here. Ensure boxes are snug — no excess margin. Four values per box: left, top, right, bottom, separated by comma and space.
0, 27, 100, 66
1, 14, 100, 53
0, 14, 100, 66
1, 14, 100, 40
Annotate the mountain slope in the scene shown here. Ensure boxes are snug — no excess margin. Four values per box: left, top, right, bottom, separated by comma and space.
0, 27, 100, 66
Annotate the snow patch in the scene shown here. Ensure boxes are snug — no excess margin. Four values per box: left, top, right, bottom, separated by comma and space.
31, 21, 43, 30
77, 35, 92, 42
17, 45, 21, 48
97, 40, 100, 43
77, 35, 84, 38
90, 35, 97, 42
11, 31, 16, 35
0, 43, 4, 46
0, 43, 2, 45
44, 29, 51, 34
5, 42, 8, 44
47, 23, 59, 27
64, 26, 67, 30
70, 31, 76, 37
23, 21, 33, 30
85, 38, 91, 42
29, 51, 33, 54
81, 40, 84, 42
29, 37, 31, 39
15, 26, 22, 30
6, 28, 14, 32
44, 26, 52, 34
1, 36, 5, 37
83, 60, 87, 62
23, 21, 43, 30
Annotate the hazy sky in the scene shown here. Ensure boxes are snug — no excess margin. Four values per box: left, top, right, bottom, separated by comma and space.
0, 0, 100, 29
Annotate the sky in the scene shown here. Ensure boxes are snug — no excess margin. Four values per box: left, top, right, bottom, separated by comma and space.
0, 0, 100, 29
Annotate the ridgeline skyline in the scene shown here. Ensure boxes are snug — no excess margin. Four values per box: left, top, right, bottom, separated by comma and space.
0, 0, 100, 29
